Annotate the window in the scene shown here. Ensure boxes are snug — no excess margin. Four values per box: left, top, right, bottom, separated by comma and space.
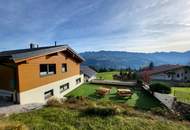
177, 74, 180, 78
185, 70, 188, 74
44, 89, 54, 100
40, 64, 56, 76
76, 78, 81, 84
40, 64, 48, 76
48, 64, 56, 74
60, 83, 69, 93
62, 64, 67, 72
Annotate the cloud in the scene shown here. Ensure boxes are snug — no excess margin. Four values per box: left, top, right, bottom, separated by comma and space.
0, 0, 190, 52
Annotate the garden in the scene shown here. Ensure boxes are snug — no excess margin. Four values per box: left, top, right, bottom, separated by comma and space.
66, 83, 161, 110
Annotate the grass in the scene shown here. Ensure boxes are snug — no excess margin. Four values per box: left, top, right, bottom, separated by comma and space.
96, 71, 119, 80
66, 83, 161, 110
171, 87, 190, 104
0, 120, 28, 130
1, 105, 190, 130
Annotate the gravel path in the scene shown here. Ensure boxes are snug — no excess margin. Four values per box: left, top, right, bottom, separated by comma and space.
0, 103, 44, 116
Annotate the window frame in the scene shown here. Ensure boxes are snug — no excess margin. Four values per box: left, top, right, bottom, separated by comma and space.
60, 83, 69, 93
76, 78, 81, 85
40, 64, 56, 77
62, 63, 67, 73
44, 89, 54, 100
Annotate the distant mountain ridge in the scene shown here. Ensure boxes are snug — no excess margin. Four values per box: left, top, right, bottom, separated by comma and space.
80, 50, 190, 69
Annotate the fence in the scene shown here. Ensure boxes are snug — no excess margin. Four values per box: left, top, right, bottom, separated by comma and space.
173, 90, 190, 104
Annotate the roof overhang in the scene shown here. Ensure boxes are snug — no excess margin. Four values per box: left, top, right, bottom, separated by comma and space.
149, 66, 190, 76
11, 46, 85, 63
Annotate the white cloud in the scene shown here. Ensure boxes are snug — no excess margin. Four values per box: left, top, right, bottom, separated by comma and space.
0, 0, 190, 52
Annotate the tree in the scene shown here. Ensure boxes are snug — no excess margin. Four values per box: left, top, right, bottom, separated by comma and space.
149, 62, 154, 70
141, 71, 150, 83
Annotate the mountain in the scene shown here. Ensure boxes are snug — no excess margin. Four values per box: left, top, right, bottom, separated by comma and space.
80, 51, 190, 69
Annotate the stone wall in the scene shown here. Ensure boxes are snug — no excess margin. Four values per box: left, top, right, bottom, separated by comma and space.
153, 92, 176, 110
173, 101, 190, 116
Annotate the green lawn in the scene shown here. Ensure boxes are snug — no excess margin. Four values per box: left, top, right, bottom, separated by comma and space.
66, 83, 161, 110
171, 87, 190, 104
96, 71, 119, 80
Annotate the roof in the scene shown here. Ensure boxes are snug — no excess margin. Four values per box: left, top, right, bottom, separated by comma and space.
141, 64, 190, 75
0, 45, 85, 63
80, 66, 96, 77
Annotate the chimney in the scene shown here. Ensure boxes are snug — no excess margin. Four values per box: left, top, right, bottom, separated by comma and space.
30, 43, 36, 49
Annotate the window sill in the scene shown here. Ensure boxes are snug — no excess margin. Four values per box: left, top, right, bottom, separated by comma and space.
40, 73, 56, 78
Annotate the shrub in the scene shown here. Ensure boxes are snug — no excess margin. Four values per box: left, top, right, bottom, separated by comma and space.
76, 96, 88, 101
149, 83, 171, 94
183, 114, 190, 121
137, 79, 144, 87
83, 106, 121, 117
66, 96, 88, 104
46, 97, 62, 107
66, 96, 79, 103
150, 107, 169, 116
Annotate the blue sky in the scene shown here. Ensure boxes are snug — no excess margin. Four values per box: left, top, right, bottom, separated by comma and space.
0, 0, 190, 53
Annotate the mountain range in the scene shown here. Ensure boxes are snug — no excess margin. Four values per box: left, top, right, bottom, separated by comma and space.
80, 51, 190, 69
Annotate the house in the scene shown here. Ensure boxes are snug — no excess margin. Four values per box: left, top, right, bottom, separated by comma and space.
0, 44, 84, 104
140, 64, 190, 82
80, 66, 96, 82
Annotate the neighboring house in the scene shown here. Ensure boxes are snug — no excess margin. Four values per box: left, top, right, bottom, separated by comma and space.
80, 66, 96, 82
0, 44, 84, 104
140, 64, 190, 82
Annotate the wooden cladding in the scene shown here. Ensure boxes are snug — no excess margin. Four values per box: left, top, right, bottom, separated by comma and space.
17, 52, 80, 92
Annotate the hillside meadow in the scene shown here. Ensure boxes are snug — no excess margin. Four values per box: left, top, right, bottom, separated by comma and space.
1, 99, 190, 130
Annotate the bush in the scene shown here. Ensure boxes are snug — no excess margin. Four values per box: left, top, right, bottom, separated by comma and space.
66, 96, 79, 103
66, 96, 88, 104
149, 83, 171, 94
83, 106, 121, 117
150, 107, 169, 116
46, 97, 62, 107
183, 114, 190, 121
137, 79, 144, 87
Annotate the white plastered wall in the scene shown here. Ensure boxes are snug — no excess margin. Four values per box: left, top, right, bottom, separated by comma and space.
19, 74, 84, 104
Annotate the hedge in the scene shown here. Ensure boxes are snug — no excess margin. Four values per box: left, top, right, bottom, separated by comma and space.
149, 83, 171, 94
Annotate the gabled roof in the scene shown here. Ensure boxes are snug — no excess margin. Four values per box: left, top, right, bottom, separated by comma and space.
80, 66, 96, 77
0, 45, 85, 63
141, 64, 190, 75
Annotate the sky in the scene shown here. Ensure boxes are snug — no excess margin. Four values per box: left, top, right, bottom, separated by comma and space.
0, 0, 190, 53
